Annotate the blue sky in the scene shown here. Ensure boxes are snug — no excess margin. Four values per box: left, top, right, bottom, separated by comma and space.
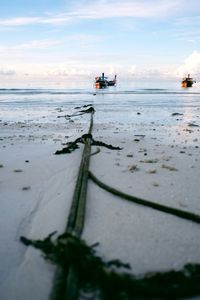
1, 0, 200, 81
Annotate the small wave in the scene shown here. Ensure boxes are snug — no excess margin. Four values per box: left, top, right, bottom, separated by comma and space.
95, 90, 200, 95
142, 88, 166, 91
1, 88, 200, 96
0, 88, 93, 95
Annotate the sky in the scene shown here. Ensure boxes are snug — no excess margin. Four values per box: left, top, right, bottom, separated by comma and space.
1, 0, 200, 83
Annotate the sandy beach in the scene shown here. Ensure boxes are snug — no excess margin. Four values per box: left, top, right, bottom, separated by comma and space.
0, 88, 200, 299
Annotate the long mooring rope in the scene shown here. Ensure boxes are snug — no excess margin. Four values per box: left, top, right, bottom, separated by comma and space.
89, 171, 200, 224
50, 111, 94, 300
50, 107, 200, 300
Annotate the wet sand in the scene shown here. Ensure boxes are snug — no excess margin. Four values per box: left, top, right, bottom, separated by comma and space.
0, 101, 200, 299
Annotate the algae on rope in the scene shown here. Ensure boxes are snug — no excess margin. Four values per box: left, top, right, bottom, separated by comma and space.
55, 133, 122, 155
57, 106, 95, 119
20, 232, 200, 300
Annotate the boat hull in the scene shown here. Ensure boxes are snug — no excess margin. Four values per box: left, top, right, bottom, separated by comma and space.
95, 81, 107, 89
181, 81, 193, 88
107, 81, 116, 86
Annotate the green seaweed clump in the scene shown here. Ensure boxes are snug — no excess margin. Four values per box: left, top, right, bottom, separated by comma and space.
20, 232, 200, 300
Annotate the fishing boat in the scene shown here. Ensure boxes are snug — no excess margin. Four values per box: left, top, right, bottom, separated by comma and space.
95, 73, 107, 89
95, 73, 117, 89
181, 74, 196, 88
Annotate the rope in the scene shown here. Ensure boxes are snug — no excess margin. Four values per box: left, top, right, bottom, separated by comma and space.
66, 111, 94, 236
66, 141, 90, 235
50, 111, 94, 300
50, 107, 199, 300
73, 141, 91, 237
89, 171, 200, 225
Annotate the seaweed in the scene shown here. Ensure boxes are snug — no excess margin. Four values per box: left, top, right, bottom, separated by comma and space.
20, 232, 200, 300
55, 141, 80, 154
188, 123, 199, 127
74, 104, 93, 110
57, 107, 95, 119
55, 134, 122, 155
91, 139, 122, 150
171, 113, 183, 116
79, 107, 95, 114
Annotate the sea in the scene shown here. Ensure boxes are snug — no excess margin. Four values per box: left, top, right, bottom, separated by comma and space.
0, 78, 200, 129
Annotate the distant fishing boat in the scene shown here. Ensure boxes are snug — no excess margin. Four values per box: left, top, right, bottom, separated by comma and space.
95, 73, 117, 89
181, 74, 196, 88
95, 73, 107, 89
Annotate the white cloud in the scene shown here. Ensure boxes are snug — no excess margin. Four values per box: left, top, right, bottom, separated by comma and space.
0, 68, 15, 76
39, 15, 73, 25
175, 51, 200, 77
0, 17, 42, 26
0, 0, 182, 27
127, 64, 175, 79
45, 67, 91, 76
74, 0, 180, 19
0, 39, 64, 53
0, 60, 176, 80
11, 39, 64, 50
128, 65, 137, 75
0, 35, 102, 60
3, 50, 200, 81
0, 15, 73, 27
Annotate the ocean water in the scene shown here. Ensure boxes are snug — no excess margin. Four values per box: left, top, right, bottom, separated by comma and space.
0, 79, 200, 127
